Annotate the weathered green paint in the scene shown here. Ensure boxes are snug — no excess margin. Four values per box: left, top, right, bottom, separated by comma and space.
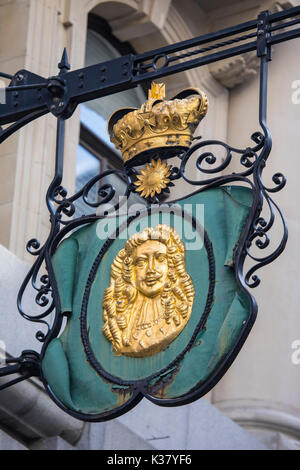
42, 186, 253, 415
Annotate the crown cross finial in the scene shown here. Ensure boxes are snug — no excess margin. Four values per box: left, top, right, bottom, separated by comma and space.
148, 82, 165, 100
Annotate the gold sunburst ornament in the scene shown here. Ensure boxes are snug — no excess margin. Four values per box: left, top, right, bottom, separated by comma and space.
134, 158, 172, 199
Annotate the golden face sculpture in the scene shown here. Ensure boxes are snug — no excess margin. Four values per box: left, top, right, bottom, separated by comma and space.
102, 225, 195, 357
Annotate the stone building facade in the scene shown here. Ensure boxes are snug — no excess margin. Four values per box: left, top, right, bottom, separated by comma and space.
0, 0, 299, 450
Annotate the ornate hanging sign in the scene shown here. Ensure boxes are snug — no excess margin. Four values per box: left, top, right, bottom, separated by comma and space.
39, 82, 271, 420
0, 6, 296, 422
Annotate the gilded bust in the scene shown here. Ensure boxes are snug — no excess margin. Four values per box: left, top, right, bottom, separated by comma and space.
102, 224, 194, 357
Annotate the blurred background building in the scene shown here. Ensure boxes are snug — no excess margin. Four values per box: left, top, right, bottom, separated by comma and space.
0, 0, 299, 450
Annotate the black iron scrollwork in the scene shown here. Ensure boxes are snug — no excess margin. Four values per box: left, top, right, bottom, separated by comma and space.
0, 7, 294, 413
17, 163, 136, 343
16, 120, 288, 344
177, 129, 287, 289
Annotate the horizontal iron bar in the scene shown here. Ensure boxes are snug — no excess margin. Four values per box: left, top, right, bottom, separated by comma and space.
54, 27, 300, 105
134, 18, 258, 62
138, 31, 258, 72
0, 6, 300, 126
268, 26, 300, 45
133, 6, 300, 63
0, 108, 49, 140
269, 16, 300, 33
0, 374, 32, 391
268, 4, 300, 22
132, 41, 257, 83
0, 72, 13, 80
6, 83, 48, 92
132, 26, 300, 82
0, 364, 21, 376
69, 23, 300, 96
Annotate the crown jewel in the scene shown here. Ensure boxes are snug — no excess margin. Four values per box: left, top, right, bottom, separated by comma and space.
108, 82, 208, 165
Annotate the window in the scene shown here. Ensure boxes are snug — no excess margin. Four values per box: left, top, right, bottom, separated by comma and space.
75, 14, 146, 215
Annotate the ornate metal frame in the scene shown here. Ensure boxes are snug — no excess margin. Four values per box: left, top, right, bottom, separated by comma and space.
0, 7, 297, 421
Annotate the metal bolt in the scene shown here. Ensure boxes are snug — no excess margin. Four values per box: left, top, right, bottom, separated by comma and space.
16, 74, 24, 81
58, 101, 64, 108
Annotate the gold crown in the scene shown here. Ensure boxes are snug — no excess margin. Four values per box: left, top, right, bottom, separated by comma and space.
108, 82, 208, 165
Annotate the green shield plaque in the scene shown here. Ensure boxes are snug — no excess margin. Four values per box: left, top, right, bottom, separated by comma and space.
41, 185, 255, 420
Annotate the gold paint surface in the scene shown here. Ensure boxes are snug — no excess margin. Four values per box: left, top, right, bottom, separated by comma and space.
108, 81, 208, 163
134, 158, 171, 199
148, 82, 165, 101
102, 225, 195, 357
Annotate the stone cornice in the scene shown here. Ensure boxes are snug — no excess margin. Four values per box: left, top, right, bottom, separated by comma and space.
208, 1, 295, 89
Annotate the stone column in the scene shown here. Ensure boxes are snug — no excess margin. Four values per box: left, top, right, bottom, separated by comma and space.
0, 0, 85, 261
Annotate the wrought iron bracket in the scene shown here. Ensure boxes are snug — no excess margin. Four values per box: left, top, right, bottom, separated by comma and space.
1, 6, 300, 128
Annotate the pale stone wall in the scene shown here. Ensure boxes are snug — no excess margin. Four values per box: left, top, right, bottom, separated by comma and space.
192, 0, 300, 449
213, 35, 300, 447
